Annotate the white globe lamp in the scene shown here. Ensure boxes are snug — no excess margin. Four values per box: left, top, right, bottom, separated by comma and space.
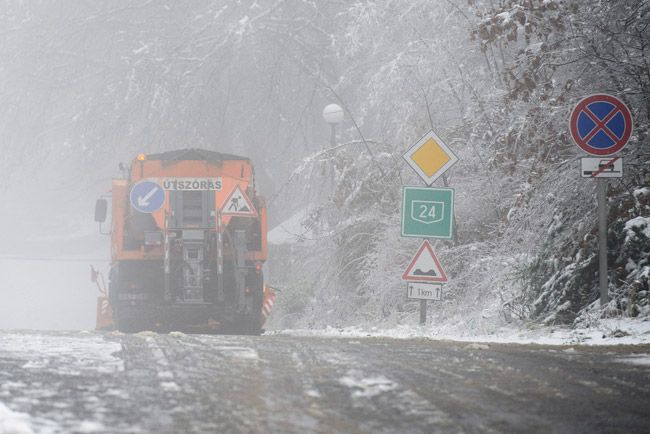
322, 103, 344, 147
322, 103, 344, 124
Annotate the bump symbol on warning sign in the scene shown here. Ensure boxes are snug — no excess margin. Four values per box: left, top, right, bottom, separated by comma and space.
221, 185, 257, 217
402, 240, 448, 283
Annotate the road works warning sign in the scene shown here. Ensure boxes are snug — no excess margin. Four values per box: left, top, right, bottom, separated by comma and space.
402, 240, 448, 283
403, 130, 459, 185
221, 185, 257, 217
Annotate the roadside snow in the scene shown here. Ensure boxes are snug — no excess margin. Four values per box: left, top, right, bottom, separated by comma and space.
624, 216, 650, 241
274, 318, 650, 346
0, 332, 125, 433
495, 11, 511, 24
0, 332, 123, 375
0, 402, 34, 434
633, 187, 649, 198
267, 209, 313, 245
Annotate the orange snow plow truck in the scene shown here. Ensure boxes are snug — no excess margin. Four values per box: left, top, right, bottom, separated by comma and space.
93, 149, 274, 334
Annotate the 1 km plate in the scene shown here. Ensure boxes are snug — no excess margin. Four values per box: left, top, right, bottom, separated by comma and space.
406, 282, 443, 301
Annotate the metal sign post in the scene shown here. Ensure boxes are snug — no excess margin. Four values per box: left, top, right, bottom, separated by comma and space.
597, 179, 608, 306
420, 300, 427, 325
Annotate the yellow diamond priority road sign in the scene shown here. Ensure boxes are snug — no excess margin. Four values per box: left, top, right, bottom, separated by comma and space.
403, 130, 459, 185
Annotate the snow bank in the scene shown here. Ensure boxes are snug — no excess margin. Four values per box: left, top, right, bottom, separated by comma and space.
633, 187, 650, 198
616, 354, 650, 366
267, 208, 314, 245
624, 216, 650, 241
0, 402, 34, 434
0, 332, 123, 375
274, 317, 650, 346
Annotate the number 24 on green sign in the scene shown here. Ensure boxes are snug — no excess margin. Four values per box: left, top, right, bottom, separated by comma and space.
411, 200, 445, 224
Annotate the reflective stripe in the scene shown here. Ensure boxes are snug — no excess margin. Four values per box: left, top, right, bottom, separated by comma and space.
101, 300, 110, 315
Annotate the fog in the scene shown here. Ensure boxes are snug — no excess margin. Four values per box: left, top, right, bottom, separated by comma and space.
0, 1, 648, 332
0, 1, 340, 330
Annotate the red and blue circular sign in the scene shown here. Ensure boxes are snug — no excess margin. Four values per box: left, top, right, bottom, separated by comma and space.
570, 94, 633, 156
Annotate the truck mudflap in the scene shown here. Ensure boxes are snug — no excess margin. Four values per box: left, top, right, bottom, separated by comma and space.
261, 285, 276, 326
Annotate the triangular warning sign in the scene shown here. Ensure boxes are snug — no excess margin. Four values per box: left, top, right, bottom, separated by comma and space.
402, 240, 448, 283
221, 185, 257, 217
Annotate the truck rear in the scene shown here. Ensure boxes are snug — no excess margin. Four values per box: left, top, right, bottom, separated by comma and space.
94, 149, 271, 334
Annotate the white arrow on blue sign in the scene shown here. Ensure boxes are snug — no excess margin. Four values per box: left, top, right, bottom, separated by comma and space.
130, 180, 165, 213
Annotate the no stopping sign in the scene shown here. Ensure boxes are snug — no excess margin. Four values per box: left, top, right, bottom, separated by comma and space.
570, 94, 633, 156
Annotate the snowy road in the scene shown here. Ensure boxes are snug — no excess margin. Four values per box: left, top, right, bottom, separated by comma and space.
1, 332, 649, 433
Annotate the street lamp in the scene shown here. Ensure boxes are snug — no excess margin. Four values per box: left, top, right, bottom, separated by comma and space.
322, 103, 344, 148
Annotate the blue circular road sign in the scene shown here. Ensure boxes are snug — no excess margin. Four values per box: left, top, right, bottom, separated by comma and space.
570, 94, 633, 156
130, 180, 165, 213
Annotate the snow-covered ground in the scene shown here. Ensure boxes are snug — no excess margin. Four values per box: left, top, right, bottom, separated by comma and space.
0, 332, 123, 374
273, 317, 650, 347
0, 402, 33, 434
0, 332, 123, 434
1, 329, 649, 433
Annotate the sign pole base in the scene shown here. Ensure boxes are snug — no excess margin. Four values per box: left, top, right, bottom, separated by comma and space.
598, 178, 609, 307
419, 300, 427, 325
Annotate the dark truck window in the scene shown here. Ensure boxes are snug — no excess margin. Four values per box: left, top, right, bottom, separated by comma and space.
183, 191, 203, 226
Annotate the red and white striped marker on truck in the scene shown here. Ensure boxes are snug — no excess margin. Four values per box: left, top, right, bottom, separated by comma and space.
261, 286, 276, 325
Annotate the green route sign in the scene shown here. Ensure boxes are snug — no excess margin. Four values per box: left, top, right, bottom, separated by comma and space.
401, 186, 454, 239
